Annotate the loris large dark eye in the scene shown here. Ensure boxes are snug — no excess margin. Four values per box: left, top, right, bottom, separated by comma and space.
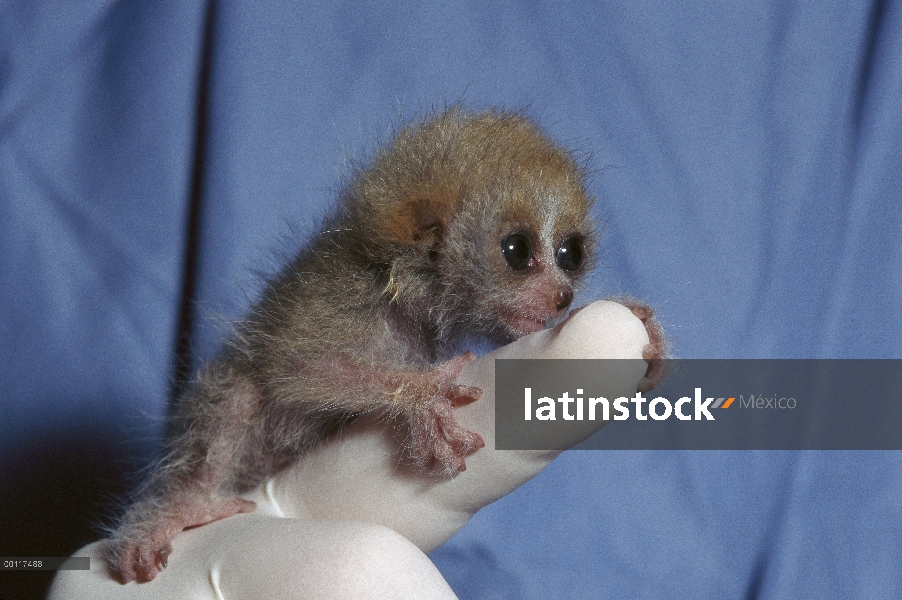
501, 234, 531, 271
555, 237, 584, 272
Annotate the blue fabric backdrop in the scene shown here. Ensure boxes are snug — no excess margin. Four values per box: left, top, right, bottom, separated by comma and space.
2, 1, 901, 598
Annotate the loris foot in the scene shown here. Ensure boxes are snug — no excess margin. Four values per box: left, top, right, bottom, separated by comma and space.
112, 495, 255, 583
608, 297, 668, 392
402, 352, 486, 477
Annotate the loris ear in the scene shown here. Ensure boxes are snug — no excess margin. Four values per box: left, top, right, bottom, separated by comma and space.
388, 198, 448, 261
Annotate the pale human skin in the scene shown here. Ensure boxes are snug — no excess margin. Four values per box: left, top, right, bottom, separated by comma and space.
49, 300, 651, 600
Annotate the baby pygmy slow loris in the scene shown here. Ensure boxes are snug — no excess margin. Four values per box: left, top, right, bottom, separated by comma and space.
49, 299, 653, 600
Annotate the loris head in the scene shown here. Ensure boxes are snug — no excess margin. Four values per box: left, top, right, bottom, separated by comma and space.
344, 108, 596, 344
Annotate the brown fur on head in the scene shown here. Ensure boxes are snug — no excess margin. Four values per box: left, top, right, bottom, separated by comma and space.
340, 107, 596, 345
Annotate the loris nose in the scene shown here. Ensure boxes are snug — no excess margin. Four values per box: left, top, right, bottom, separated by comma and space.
554, 288, 573, 311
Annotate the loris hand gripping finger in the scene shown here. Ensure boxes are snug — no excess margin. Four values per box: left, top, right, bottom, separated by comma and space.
106, 108, 666, 583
